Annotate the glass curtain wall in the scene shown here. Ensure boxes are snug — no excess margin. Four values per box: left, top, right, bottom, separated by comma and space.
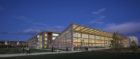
53, 24, 128, 50
73, 32, 113, 49
53, 25, 73, 50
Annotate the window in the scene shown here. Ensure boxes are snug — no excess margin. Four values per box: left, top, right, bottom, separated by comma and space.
53, 33, 59, 36
44, 33, 47, 36
52, 37, 56, 40
89, 40, 95, 43
73, 38, 81, 43
96, 36, 100, 39
83, 39, 88, 43
89, 35, 95, 39
82, 33, 88, 38
101, 37, 104, 40
37, 35, 40, 38
44, 42, 47, 44
44, 38, 47, 40
74, 32, 81, 38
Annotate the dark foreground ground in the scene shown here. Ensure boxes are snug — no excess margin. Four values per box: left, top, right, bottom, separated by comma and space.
0, 48, 51, 54
1, 50, 140, 59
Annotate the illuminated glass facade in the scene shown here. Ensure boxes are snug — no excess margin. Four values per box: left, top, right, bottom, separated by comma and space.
52, 26, 73, 50
73, 32, 112, 48
53, 23, 129, 51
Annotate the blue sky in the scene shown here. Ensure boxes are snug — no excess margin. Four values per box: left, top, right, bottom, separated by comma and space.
0, 0, 140, 45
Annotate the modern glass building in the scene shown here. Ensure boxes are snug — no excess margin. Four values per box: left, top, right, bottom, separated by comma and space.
28, 31, 60, 49
53, 23, 129, 51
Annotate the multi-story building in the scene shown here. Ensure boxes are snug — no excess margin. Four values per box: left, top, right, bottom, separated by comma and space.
27, 31, 60, 49
52, 23, 130, 51
0, 40, 27, 48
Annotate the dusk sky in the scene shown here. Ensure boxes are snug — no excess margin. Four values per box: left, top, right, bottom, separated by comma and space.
0, 0, 140, 45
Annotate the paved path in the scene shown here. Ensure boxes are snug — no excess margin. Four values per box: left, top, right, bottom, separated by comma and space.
0, 48, 108, 58
88, 48, 109, 51
0, 51, 81, 57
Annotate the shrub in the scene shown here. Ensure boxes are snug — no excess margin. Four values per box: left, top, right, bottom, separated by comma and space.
130, 41, 138, 51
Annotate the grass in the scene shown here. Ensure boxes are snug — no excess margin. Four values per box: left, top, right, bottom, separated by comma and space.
1, 48, 140, 59
0, 48, 51, 54
0, 48, 23, 54
1, 50, 140, 59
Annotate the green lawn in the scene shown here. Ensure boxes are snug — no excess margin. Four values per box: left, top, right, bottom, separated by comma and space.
1, 51, 140, 59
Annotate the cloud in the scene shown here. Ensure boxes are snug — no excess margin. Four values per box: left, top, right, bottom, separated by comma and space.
89, 16, 106, 24
89, 8, 106, 25
46, 26, 64, 32
14, 16, 64, 33
15, 16, 32, 23
22, 25, 64, 34
23, 29, 41, 34
15, 16, 47, 26
104, 22, 140, 34
92, 8, 106, 15
15, 16, 26, 20
0, 29, 41, 35
54, 26, 64, 29
0, 25, 64, 35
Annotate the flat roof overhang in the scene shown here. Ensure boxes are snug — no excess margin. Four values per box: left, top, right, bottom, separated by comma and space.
72, 24, 113, 38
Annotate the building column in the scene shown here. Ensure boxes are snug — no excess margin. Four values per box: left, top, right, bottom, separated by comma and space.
71, 26, 74, 51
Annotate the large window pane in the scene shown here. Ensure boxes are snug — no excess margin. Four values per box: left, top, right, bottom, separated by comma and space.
82, 33, 88, 38
74, 32, 81, 38
89, 35, 95, 39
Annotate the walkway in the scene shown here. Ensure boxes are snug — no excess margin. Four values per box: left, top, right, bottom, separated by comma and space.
0, 51, 81, 57
0, 48, 108, 57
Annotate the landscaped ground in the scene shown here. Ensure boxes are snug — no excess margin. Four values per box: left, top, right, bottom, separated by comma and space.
0, 48, 51, 54
1, 49, 140, 59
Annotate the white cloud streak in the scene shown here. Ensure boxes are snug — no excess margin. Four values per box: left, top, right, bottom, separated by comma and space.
23, 29, 41, 33
15, 16, 48, 26
14, 16, 64, 34
89, 16, 106, 24
104, 22, 140, 34
0, 25, 64, 35
89, 8, 106, 25
92, 8, 106, 15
